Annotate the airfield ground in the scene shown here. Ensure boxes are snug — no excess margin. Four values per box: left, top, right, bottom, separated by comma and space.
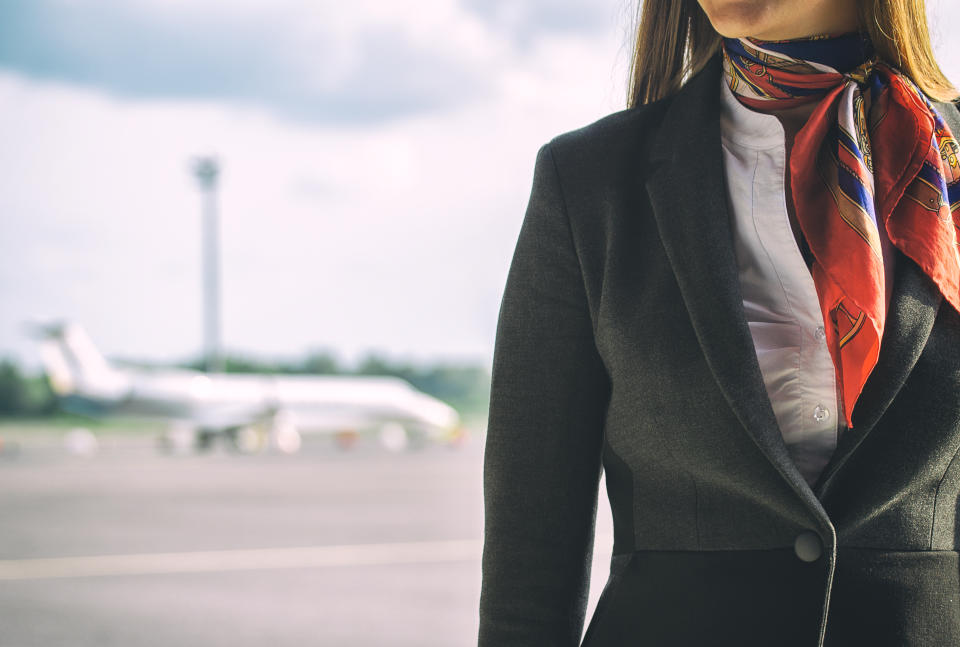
0, 424, 613, 647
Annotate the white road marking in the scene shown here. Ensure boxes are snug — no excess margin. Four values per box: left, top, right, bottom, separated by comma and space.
0, 539, 484, 581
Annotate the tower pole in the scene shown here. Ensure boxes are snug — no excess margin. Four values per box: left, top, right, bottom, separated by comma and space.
191, 157, 223, 373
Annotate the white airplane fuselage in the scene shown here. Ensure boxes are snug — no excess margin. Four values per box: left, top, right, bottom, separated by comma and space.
36, 323, 463, 450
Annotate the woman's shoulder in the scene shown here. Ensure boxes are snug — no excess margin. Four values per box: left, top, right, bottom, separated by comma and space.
930, 96, 960, 136
543, 98, 672, 173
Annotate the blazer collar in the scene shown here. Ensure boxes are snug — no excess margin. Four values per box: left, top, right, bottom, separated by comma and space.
643, 53, 942, 512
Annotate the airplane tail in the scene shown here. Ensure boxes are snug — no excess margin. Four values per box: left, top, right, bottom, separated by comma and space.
26, 321, 130, 399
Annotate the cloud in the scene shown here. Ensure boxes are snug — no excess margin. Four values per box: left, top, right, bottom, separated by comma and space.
0, 0, 505, 125
0, 0, 625, 127
928, 1, 960, 92
461, 0, 630, 44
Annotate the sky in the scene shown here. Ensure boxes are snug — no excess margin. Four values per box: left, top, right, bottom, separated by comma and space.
1, 0, 958, 371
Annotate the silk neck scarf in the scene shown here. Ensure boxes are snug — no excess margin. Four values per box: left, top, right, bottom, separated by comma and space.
721, 33, 960, 428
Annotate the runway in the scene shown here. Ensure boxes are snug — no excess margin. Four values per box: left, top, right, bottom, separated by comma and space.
0, 432, 614, 646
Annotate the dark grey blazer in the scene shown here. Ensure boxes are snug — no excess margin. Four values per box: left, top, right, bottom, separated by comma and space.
478, 52, 960, 647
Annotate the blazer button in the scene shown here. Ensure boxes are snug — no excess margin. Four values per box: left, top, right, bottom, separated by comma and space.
794, 531, 823, 562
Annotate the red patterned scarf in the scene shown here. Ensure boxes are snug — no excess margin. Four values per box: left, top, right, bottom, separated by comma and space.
721, 33, 960, 428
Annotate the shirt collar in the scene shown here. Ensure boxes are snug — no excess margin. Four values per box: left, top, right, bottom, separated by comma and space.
719, 74, 784, 150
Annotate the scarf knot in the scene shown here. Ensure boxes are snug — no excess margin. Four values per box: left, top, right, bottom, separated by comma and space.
721, 33, 960, 428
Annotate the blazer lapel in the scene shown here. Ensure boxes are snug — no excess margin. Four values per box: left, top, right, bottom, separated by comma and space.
644, 53, 830, 521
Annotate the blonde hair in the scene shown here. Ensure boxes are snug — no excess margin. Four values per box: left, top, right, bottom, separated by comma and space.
626, 0, 959, 106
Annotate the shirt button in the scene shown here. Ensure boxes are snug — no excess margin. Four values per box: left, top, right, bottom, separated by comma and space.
814, 326, 826, 341
794, 531, 823, 562
813, 405, 830, 423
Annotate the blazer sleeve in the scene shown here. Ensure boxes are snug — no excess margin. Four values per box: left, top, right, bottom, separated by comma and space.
478, 142, 611, 646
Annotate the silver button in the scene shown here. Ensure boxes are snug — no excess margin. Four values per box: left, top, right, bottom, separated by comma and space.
794, 531, 823, 562
813, 405, 830, 423
814, 326, 826, 341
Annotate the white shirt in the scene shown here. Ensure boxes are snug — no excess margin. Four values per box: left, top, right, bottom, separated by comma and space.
718, 77, 845, 487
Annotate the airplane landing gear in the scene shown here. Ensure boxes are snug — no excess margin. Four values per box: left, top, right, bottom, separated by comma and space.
268, 411, 301, 454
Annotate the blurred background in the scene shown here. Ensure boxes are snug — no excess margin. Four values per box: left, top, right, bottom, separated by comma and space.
0, 1, 957, 645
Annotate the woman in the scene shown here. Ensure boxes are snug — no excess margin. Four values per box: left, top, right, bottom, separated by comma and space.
478, 0, 960, 645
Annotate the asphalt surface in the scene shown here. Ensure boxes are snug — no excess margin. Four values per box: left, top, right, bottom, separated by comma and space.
0, 432, 614, 647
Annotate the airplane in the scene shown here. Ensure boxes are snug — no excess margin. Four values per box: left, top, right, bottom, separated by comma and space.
29, 321, 467, 453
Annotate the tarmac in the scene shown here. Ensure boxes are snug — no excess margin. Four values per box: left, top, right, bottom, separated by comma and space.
0, 430, 614, 647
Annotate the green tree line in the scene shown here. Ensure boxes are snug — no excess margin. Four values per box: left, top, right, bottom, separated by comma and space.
0, 361, 57, 416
